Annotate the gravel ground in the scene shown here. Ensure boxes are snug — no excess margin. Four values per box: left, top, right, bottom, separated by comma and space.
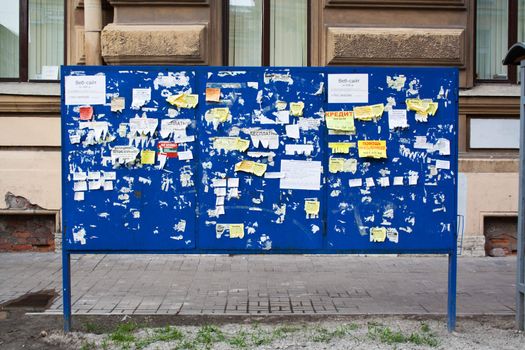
43, 316, 524, 350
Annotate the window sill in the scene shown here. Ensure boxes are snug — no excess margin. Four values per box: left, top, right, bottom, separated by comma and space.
0, 82, 60, 97
460, 83, 520, 97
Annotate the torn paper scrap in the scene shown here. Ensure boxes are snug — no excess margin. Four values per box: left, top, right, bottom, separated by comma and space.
285, 124, 300, 139
370, 227, 387, 242
234, 160, 267, 177
435, 159, 450, 170
264, 172, 285, 179
434, 138, 451, 156
247, 151, 276, 164
206, 87, 221, 102
289, 102, 304, 117
388, 109, 409, 129
285, 144, 314, 156
227, 178, 240, 188
393, 176, 404, 186
111, 145, 139, 164
325, 111, 356, 132
74, 192, 84, 201
386, 75, 406, 91
353, 104, 384, 121
328, 142, 355, 154
365, 177, 375, 187
205, 107, 230, 129
328, 158, 357, 174
349, 178, 363, 187
280, 160, 321, 191
386, 228, 399, 243
406, 98, 438, 121
166, 92, 198, 108
358, 140, 387, 159
160, 119, 191, 139
379, 177, 390, 187
305, 199, 320, 218
213, 137, 250, 152
249, 129, 279, 149
408, 172, 419, 185
212, 178, 227, 188
177, 150, 193, 160
111, 97, 125, 112
276, 100, 287, 111
131, 88, 151, 109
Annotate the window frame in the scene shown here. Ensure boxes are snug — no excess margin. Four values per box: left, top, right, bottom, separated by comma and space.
475, 0, 519, 84
0, 0, 67, 83
222, 0, 311, 67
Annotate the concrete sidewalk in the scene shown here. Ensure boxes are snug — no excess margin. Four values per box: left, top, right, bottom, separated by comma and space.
0, 254, 516, 316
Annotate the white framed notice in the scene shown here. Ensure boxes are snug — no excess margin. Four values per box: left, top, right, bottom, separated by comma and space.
65, 75, 106, 105
327, 74, 368, 103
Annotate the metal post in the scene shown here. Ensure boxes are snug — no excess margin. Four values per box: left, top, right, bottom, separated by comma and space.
62, 251, 72, 332
517, 59, 525, 331
447, 249, 457, 332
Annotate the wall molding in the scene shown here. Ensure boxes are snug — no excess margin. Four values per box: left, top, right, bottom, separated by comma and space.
326, 26, 465, 66
108, 0, 209, 5
0, 95, 60, 114
325, 0, 466, 9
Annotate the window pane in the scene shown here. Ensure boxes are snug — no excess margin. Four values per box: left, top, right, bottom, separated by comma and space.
29, 0, 64, 80
476, 0, 508, 80
229, 0, 263, 66
270, 0, 307, 66
0, 1, 20, 78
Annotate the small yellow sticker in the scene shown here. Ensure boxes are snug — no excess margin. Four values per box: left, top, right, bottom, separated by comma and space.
229, 224, 245, 239
140, 150, 156, 165
370, 227, 387, 242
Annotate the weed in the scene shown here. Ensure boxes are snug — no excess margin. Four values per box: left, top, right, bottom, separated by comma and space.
84, 321, 104, 334
310, 323, 358, 343
228, 330, 249, 349
195, 324, 226, 348
421, 322, 431, 333
107, 321, 140, 348
368, 323, 439, 347
135, 325, 185, 349
80, 341, 96, 350
272, 324, 302, 339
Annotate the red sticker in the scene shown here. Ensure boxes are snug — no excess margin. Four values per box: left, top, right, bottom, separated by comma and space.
158, 141, 178, 158
79, 106, 93, 121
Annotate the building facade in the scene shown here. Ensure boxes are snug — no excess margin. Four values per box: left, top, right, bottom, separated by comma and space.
0, 0, 521, 255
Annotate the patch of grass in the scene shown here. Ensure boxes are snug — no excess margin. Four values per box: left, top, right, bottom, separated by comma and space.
272, 324, 302, 339
228, 330, 249, 349
135, 326, 185, 349
421, 322, 431, 333
107, 321, 140, 348
84, 321, 104, 334
195, 325, 226, 348
310, 323, 358, 343
367, 323, 439, 347
80, 341, 96, 350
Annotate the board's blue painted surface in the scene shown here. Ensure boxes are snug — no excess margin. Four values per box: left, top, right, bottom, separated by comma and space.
61, 66, 458, 253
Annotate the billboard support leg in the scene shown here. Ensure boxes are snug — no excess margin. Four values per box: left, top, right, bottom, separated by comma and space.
447, 249, 457, 332
62, 251, 72, 333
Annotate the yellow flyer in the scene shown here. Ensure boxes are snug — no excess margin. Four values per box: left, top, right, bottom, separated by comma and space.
353, 103, 385, 121
325, 111, 355, 132
140, 150, 155, 164
229, 224, 245, 239
234, 160, 267, 176
358, 140, 387, 159
370, 227, 387, 242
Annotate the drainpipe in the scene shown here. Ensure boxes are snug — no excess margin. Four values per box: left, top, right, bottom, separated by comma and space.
84, 0, 103, 65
